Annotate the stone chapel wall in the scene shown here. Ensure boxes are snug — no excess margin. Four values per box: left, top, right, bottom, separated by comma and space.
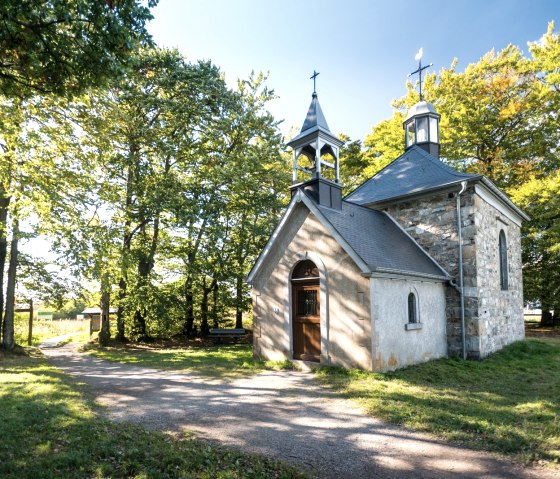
472, 194, 525, 356
381, 186, 525, 359
381, 188, 479, 357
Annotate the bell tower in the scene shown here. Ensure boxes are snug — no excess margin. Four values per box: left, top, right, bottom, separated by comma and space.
287, 71, 344, 209
403, 49, 441, 158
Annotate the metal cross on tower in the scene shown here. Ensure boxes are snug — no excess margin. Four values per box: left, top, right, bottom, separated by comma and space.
407, 49, 432, 101
310, 70, 320, 95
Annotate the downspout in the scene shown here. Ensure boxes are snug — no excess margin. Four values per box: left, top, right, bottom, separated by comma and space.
456, 181, 468, 360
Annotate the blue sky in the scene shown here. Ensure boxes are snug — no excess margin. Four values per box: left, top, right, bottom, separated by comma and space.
148, 0, 558, 142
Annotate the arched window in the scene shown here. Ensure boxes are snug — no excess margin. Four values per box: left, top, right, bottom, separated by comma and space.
499, 230, 508, 290
292, 260, 319, 280
408, 292, 417, 323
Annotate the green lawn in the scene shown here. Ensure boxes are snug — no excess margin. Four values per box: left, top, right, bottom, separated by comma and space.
0, 352, 306, 479
316, 338, 560, 467
84, 342, 294, 378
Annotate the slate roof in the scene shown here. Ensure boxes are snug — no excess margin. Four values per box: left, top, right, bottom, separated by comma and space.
314, 197, 448, 279
346, 146, 481, 206
288, 93, 335, 145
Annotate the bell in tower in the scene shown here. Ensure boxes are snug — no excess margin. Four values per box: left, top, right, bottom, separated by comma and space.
287, 71, 343, 210
403, 49, 441, 158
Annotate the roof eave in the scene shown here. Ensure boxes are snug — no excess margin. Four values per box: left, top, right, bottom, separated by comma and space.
362, 267, 450, 282
479, 177, 530, 222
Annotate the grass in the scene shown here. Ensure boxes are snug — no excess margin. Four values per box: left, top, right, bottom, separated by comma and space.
315, 337, 560, 467
14, 316, 90, 346
84, 341, 295, 378
0, 351, 306, 479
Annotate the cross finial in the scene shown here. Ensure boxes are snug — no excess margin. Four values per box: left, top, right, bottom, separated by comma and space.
407, 49, 432, 101
310, 70, 320, 97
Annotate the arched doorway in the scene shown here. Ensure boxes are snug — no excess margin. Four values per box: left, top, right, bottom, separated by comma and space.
291, 259, 321, 362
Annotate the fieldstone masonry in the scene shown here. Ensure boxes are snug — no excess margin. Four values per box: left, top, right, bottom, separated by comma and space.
381, 185, 524, 358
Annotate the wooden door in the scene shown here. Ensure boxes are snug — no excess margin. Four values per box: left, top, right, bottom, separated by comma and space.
292, 283, 320, 362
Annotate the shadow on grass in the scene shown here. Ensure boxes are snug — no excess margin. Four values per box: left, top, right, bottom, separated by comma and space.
84, 342, 296, 378
0, 355, 305, 479
315, 339, 560, 465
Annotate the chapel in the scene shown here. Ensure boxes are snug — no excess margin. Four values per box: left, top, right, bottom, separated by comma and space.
247, 72, 528, 371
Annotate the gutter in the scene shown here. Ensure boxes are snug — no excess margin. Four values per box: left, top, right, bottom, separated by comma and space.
455, 181, 468, 360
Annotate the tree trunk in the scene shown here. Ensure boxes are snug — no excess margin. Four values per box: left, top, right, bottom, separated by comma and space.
541, 303, 553, 327
116, 277, 127, 342
132, 213, 160, 340
200, 277, 210, 337
99, 289, 111, 346
27, 298, 33, 346
0, 192, 10, 338
235, 274, 243, 329
211, 278, 219, 329
182, 277, 195, 337
116, 161, 134, 342
2, 218, 19, 350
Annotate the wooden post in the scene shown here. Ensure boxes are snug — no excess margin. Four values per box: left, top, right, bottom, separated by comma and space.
27, 298, 33, 346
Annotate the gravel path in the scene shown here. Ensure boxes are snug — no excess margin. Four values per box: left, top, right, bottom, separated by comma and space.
42, 341, 557, 479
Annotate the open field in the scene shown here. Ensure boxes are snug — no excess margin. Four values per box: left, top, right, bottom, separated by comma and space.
0, 351, 306, 479
14, 315, 90, 346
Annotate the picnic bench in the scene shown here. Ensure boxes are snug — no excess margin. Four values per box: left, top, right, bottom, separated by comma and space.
208, 328, 247, 343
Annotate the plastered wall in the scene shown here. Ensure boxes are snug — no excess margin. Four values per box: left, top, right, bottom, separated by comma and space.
252, 204, 372, 369
371, 277, 447, 371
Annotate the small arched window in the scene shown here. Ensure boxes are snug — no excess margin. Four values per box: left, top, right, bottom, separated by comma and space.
292, 260, 319, 280
499, 230, 508, 290
408, 292, 417, 323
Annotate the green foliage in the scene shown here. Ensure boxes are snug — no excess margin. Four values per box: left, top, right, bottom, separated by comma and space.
510, 171, 560, 313
316, 338, 560, 466
17, 254, 79, 310
0, 354, 306, 478
0, 0, 156, 98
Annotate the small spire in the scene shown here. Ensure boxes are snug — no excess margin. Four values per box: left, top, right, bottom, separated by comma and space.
407, 49, 432, 101
310, 70, 319, 97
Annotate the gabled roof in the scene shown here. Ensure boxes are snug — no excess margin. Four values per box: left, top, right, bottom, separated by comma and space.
345, 146, 480, 205
247, 189, 450, 284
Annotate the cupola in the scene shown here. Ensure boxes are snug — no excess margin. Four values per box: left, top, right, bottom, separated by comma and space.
403, 100, 440, 157
403, 49, 440, 158
287, 71, 343, 210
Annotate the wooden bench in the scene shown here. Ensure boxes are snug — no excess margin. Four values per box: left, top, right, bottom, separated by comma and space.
209, 328, 246, 343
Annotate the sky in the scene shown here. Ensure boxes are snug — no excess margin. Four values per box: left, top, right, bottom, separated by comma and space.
147, 0, 559, 142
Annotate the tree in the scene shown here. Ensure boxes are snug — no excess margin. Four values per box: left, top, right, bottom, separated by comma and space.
511, 172, 560, 325
0, 0, 156, 98
0, 0, 156, 349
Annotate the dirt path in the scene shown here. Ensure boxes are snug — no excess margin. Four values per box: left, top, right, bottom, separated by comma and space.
42, 342, 557, 479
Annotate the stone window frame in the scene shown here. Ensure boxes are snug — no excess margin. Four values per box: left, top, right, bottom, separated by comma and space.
405, 289, 422, 330
499, 229, 508, 291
